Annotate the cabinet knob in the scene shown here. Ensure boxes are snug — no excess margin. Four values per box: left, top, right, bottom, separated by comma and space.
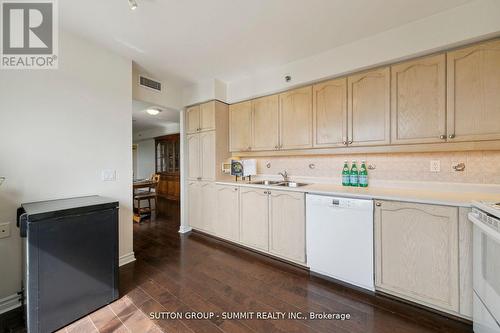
348, 140, 353, 144
342, 140, 347, 145
375, 202, 382, 207
234, 188, 238, 191
440, 135, 446, 139
275, 145, 279, 149
448, 134, 455, 139
248, 147, 252, 151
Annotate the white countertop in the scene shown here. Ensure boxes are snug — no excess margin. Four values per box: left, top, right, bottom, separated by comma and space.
215, 180, 500, 207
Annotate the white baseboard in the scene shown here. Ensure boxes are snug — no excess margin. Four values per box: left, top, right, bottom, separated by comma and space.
178, 225, 192, 234
119, 252, 136, 266
0, 293, 21, 314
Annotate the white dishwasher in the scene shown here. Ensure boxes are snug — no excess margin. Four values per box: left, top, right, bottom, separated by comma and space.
306, 194, 374, 291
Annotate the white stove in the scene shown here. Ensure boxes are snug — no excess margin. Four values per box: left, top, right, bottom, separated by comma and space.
470, 201, 500, 333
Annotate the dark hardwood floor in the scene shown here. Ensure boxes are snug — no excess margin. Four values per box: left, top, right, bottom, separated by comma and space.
2, 200, 473, 333
120, 201, 472, 333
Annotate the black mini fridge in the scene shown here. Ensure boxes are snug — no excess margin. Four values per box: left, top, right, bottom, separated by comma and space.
17, 196, 119, 333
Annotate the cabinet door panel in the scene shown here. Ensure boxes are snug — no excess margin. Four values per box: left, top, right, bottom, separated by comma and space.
200, 182, 216, 233
200, 102, 215, 131
200, 131, 215, 181
269, 191, 305, 263
229, 101, 252, 152
252, 95, 280, 151
279, 86, 313, 149
447, 39, 500, 141
186, 105, 200, 134
348, 67, 390, 146
215, 185, 240, 242
239, 188, 269, 251
391, 54, 446, 144
313, 78, 347, 147
187, 134, 200, 180
187, 181, 201, 229
375, 201, 459, 313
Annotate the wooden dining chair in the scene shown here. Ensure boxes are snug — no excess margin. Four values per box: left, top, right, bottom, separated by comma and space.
134, 174, 160, 222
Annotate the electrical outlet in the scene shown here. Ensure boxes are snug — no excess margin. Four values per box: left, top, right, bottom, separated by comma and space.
0, 222, 11, 239
101, 170, 116, 181
430, 160, 441, 172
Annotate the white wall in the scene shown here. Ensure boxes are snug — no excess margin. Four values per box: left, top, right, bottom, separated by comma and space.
133, 64, 183, 110
182, 78, 227, 106
133, 123, 180, 141
134, 139, 156, 180
181, 0, 500, 105
0, 30, 133, 311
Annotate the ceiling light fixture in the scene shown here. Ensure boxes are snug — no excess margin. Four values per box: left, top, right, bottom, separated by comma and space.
128, 0, 138, 10
146, 108, 162, 116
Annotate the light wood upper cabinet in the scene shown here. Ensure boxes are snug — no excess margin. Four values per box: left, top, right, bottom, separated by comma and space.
186, 105, 200, 134
200, 102, 216, 131
186, 134, 200, 180
200, 131, 215, 180
269, 190, 305, 263
348, 67, 391, 146
279, 86, 313, 149
447, 39, 500, 142
215, 185, 240, 242
391, 54, 446, 144
229, 101, 252, 152
375, 200, 459, 313
239, 188, 269, 251
313, 78, 348, 147
252, 95, 280, 151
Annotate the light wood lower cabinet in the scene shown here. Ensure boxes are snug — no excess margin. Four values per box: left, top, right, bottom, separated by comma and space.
269, 191, 305, 263
374, 200, 459, 313
239, 187, 269, 251
215, 185, 240, 242
187, 181, 202, 229
188, 181, 215, 233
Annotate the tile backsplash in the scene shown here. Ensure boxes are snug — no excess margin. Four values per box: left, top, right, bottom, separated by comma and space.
255, 151, 500, 184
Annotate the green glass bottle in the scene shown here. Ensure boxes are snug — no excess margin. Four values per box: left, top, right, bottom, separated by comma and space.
342, 160, 350, 186
359, 160, 368, 187
350, 160, 359, 187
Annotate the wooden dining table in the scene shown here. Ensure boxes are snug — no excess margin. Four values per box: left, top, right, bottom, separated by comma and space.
133, 180, 155, 193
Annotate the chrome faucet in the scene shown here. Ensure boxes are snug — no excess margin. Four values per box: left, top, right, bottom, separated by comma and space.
278, 170, 290, 182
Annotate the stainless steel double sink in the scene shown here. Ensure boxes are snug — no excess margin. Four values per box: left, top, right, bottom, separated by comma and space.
250, 180, 309, 188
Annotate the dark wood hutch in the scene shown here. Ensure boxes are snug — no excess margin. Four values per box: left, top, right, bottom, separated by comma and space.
155, 134, 180, 215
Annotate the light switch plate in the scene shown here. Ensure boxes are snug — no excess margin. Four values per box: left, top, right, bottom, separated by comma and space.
430, 160, 441, 172
101, 169, 117, 181
0, 222, 11, 239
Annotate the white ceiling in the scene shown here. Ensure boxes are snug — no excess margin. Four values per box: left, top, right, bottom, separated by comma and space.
132, 100, 180, 132
61, 0, 472, 88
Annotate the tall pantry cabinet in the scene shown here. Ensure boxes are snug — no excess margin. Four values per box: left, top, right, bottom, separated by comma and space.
186, 101, 230, 233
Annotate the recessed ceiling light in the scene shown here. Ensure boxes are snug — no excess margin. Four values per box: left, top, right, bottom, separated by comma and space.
146, 108, 162, 115
128, 0, 138, 10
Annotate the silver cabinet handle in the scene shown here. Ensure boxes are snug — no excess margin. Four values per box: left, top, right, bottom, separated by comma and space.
375, 202, 382, 207
448, 134, 455, 139
440, 135, 446, 139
